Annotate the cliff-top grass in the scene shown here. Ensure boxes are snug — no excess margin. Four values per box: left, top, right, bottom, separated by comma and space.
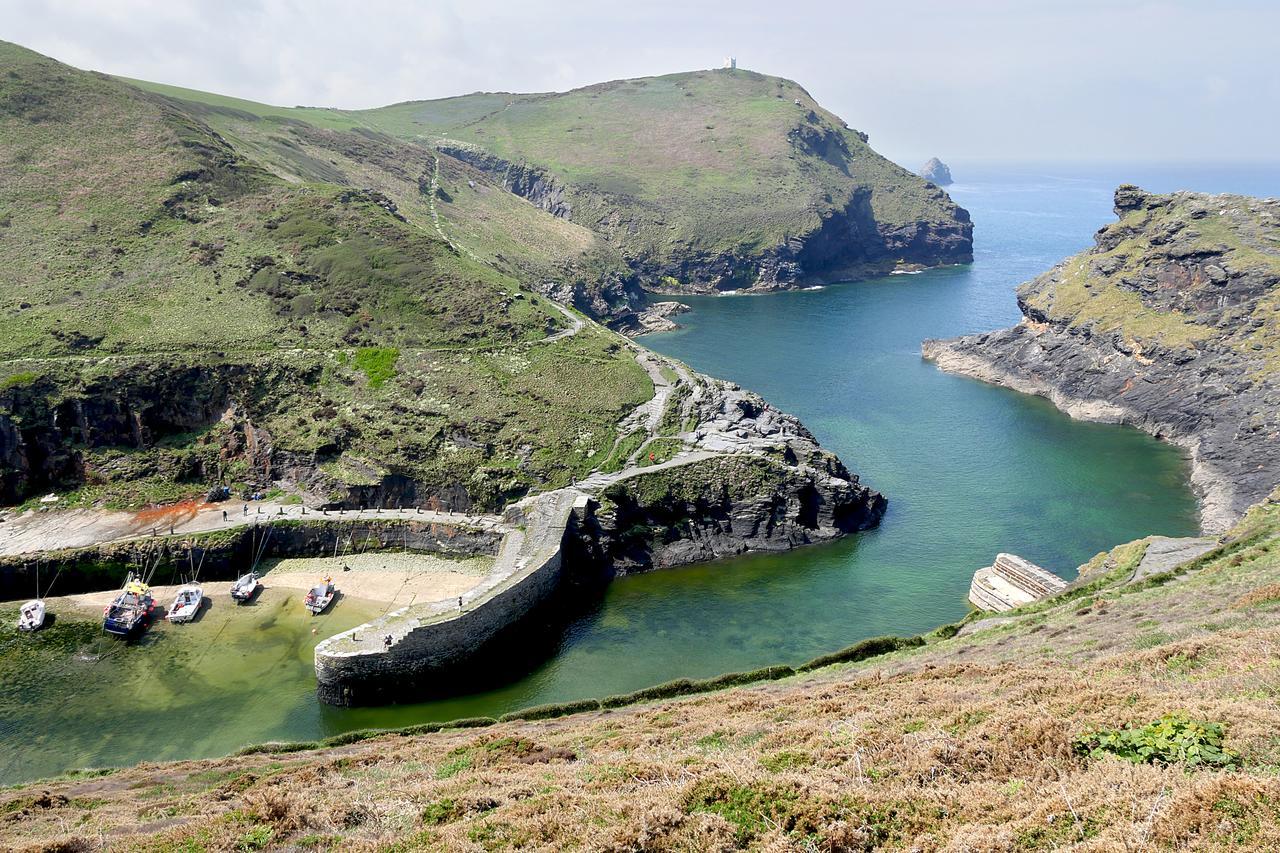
1020, 188, 1280, 367
128, 66, 963, 268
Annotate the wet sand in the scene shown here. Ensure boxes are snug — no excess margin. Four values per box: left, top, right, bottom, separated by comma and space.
28, 551, 494, 616
260, 552, 494, 608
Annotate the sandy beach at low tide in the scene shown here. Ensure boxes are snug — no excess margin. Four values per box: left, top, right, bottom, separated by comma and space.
35, 551, 495, 614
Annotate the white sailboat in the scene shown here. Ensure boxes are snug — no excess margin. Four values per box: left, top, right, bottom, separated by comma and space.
304, 577, 336, 615
165, 583, 203, 623
17, 562, 48, 631
230, 571, 260, 603
17, 599, 45, 632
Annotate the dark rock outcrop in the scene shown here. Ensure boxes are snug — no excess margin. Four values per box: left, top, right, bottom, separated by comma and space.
589, 374, 885, 572
436, 145, 570, 219
609, 301, 689, 337
924, 186, 1280, 531
920, 157, 953, 185
0, 360, 499, 514
594, 454, 883, 573
641, 185, 972, 296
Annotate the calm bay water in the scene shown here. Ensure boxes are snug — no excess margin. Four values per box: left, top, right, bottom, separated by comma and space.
4, 163, 1277, 784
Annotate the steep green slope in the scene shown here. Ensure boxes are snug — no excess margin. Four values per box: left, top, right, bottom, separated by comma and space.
128, 68, 973, 299
357, 70, 973, 292
123, 77, 644, 319
0, 41, 651, 509
119, 77, 646, 319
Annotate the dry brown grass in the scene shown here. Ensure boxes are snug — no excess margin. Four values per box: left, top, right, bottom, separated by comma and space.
6, 629, 1280, 851
1230, 582, 1280, 609
7, 504, 1280, 850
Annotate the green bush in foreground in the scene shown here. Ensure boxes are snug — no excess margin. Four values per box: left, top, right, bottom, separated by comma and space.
796, 635, 925, 672
1073, 713, 1239, 769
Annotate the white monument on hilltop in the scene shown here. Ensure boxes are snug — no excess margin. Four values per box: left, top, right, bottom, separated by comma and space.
723, 56, 737, 70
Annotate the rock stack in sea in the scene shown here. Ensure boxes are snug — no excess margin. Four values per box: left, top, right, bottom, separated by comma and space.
920, 157, 954, 185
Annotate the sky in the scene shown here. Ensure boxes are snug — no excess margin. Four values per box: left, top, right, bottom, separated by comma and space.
3, 0, 1278, 166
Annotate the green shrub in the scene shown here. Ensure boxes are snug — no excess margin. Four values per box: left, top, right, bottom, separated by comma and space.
233, 740, 320, 756
421, 798, 459, 825
499, 698, 602, 722
598, 666, 794, 710
601, 678, 698, 708
931, 622, 962, 640
796, 635, 925, 672
353, 346, 399, 388
1073, 713, 1239, 769
322, 729, 382, 747
441, 716, 498, 730
0, 371, 39, 390
760, 750, 812, 772
236, 825, 274, 851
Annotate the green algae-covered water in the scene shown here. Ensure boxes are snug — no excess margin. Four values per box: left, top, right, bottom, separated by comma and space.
4, 163, 1277, 785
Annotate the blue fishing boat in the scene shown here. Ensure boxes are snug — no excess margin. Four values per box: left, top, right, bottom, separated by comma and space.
103, 574, 155, 637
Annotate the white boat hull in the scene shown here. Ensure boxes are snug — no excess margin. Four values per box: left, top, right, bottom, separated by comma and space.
17, 600, 45, 632
230, 573, 260, 603
304, 583, 336, 615
166, 585, 203, 623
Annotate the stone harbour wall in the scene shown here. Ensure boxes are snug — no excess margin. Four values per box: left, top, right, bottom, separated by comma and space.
314, 491, 585, 706
0, 518, 502, 600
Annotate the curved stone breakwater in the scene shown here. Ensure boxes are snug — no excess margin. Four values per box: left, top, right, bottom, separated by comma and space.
314, 489, 583, 706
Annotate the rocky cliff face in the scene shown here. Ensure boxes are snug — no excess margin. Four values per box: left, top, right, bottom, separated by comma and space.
642, 183, 972, 297
0, 358, 524, 514
434, 111, 972, 305
923, 186, 1280, 531
588, 376, 885, 573
436, 145, 572, 220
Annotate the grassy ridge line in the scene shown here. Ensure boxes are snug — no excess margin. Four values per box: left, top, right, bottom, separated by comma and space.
121, 61, 969, 290
117, 76, 371, 131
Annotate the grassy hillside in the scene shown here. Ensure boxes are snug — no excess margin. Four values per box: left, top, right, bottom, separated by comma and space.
6, 491, 1280, 850
128, 68, 973, 296
0, 41, 651, 509
359, 70, 972, 289
106, 72, 641, 320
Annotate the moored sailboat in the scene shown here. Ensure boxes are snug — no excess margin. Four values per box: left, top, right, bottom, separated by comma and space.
230, 571, 260, 603
17, 599, 45, 632
103, 574, 155, 637
165, 583, 203, 623
303, 577, 336, 615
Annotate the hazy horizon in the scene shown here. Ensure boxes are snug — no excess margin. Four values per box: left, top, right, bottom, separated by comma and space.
4, 0, 1278, 168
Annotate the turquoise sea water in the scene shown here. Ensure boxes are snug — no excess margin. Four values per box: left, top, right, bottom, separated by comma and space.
3, 163, 1277, 784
